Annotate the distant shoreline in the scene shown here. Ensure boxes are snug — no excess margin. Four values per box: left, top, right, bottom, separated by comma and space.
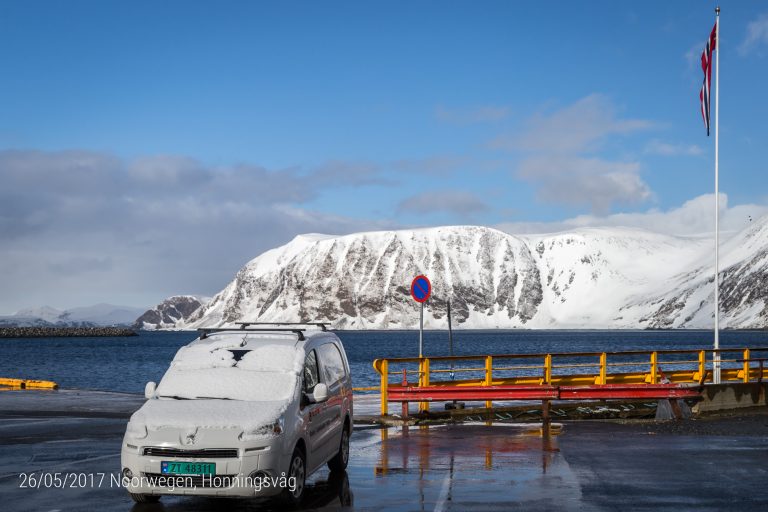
0, 327, 137, 338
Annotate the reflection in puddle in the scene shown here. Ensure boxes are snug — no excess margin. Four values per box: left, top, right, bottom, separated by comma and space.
369, 422, 577, 511
376, 422, 561, 475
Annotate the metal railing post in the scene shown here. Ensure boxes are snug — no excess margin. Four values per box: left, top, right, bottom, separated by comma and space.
544, 354, 552, 385
698, 350, 706, 383
485, 356, 493, 409
650, 352, 658, 384
379, 359, 388, 416
418, 358, 430, 413
599, 352, 607, 385
401, 369, 409, 418
743, 348, 751, 383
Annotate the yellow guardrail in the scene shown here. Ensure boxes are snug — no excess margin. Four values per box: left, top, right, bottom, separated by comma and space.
0, 377, 59, 390
371, 346, 768, 415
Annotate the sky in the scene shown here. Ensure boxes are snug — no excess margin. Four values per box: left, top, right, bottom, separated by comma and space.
1, 0, 768, 313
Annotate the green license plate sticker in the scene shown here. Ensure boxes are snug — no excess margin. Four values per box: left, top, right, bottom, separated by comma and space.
161, 461, 216, 475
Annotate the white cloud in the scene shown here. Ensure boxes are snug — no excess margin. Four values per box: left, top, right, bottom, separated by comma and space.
645, 139, 703, 156
435, 105, 510, 124
740, 12, 768, 55
517, 155, 651, 213
489, 94, 653, 154
397, 190, 489, 216
490, 95, 654, 212
496, 193, 768, 237
129, 155, 210, 185
0, 150, 397, 313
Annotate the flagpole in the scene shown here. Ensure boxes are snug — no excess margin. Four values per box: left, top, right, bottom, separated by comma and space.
713, 6, 721, 384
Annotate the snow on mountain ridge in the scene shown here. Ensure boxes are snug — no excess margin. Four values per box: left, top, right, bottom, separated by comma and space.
14, 306, 65, 323
528, 227, 716, 327
174, 220, 768, 330
3, 304, 145, 327
619, 215, 768, 329
182, 226, 544, 329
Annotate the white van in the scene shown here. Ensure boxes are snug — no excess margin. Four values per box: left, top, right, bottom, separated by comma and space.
120, 323, 353, 505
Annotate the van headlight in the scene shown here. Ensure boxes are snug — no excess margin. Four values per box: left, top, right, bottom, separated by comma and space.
240, 417, 284, 440
125, 421, 148, 440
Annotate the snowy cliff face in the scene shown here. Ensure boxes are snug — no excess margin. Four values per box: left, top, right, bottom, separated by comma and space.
181, 227, 546, 329
529, 229, 712, 328
134, 296, 210, 330
174, 219, 768, 330
136, 216, 766, 330
619, 218, 768, 329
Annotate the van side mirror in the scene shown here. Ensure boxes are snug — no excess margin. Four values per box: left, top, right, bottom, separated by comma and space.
312, 383, 329, 403
144, 381, 157, 400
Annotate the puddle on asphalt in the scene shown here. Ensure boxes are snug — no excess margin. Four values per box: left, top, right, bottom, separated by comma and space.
344, 422, 582, 511
132, 423, 582, 511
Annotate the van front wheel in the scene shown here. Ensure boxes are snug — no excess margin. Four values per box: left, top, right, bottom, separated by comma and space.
328, 424, 350, 472
279, 447, 306, 507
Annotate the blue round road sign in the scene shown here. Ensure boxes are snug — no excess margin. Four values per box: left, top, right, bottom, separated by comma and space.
410, 275, 431, 303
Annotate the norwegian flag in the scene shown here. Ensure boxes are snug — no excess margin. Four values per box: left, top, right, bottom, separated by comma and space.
700, 22, 717, 136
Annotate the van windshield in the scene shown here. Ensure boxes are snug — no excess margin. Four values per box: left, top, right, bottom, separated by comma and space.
155, 342, 304, 401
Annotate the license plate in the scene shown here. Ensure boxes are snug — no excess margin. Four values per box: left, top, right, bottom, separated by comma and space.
161, 461, 216, 476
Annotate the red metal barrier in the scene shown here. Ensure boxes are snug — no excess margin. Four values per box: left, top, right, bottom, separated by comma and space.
386, 383, 700, 403
387, 384, 559, 402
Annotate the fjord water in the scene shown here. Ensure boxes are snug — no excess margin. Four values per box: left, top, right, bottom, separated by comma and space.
2, 330, 768, 393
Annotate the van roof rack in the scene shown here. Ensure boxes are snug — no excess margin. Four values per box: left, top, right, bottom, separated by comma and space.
235, 322, 328, 332
198, 327, 310, 341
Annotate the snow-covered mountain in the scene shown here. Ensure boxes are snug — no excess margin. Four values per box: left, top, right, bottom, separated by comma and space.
0, 303, 145, 327
525, 228, 712, 328
133, 295, 210, 330
619, 217, 768, 329
182, 227, 544, 329
168, 217, 768, 330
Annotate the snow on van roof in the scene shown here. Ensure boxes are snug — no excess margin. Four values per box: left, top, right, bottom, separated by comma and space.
154, 334, 305, 402
171, 336, 302, 370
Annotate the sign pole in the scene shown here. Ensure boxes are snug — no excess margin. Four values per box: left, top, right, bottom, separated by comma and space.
713, 6, 721, 384
448, 300, 454, 380
419, 302, 424, 358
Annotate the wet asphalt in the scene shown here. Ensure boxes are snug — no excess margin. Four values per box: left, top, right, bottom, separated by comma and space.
2, 390, 768, 511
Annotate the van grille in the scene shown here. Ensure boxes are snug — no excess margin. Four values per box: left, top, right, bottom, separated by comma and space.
142, 473, 235, 488
142, 447, 239, 458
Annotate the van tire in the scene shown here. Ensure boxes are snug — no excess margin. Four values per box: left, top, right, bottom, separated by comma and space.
328, 423, 350, 472
279, 446, 306, 507
129, 492, 160, 503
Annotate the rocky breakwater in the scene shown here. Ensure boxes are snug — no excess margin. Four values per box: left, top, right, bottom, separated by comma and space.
0, 327, 137, 338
